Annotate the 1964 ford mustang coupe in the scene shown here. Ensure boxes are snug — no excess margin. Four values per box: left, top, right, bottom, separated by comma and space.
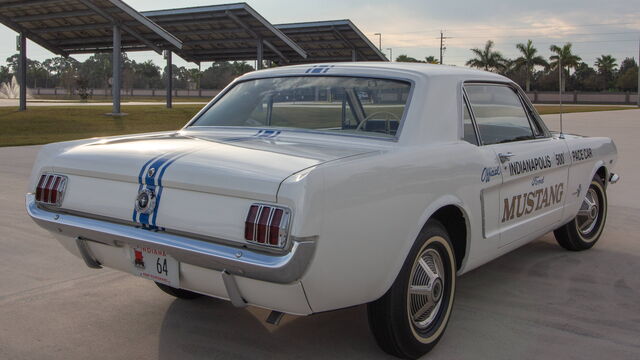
27, 63, 618, 359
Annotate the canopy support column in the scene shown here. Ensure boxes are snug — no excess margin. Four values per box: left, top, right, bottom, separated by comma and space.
257, 38, 263, 70
19, 33, 27, 111
165, 50, 172, 108
111, 24, 122, 115
351, 49, 357, 62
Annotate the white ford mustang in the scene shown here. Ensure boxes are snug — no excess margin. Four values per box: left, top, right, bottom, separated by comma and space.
27, 63, 618, 359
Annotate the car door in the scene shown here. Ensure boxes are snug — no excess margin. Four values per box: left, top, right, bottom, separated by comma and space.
465, 83, 570, 247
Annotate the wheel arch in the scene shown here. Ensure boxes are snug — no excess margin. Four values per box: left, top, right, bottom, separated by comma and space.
410, 196, 471, 274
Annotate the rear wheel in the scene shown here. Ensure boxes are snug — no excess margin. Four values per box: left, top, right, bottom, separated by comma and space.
554, 176, 607, 251
155, 282, 202, 300
367, 220, 456, 359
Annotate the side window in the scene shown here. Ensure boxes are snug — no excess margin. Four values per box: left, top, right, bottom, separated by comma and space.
465, 84, 535, 145
462, 100, 478, 145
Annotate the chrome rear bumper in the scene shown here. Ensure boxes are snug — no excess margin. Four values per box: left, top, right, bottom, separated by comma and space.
26, 194, 316, 284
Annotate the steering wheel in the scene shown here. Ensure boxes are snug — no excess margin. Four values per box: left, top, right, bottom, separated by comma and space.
355, 111, 400, 134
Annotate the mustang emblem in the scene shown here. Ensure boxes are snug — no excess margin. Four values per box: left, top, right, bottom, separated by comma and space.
135, 188, 156, 214
147, 167, 156, 178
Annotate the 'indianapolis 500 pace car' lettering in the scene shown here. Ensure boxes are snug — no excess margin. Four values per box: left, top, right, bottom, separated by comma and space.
502, 183, 564, 222
572, 147, 593, 162
508, 155, 553, 176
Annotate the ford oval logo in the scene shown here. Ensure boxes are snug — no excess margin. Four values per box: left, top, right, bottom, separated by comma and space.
135, 188, 156, 214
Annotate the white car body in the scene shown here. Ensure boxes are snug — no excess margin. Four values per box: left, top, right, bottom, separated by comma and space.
27, 63, 618, 316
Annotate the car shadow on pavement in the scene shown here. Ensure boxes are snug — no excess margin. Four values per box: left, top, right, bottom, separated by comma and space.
157, 298, 392, 359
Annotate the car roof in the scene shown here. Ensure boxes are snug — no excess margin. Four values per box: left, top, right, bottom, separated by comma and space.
239, 62, 509, 83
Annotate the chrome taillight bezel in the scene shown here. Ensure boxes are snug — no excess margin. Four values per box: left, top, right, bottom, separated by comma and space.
244, 203, 291, 249
35, 173, 68, 207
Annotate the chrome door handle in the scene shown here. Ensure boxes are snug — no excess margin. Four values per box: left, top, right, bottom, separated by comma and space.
498, 152, 515, 163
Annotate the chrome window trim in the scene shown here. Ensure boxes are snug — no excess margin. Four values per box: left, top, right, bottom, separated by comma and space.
183, 74, 416, 143
463, 81, 541, 145
461, 87, 482, 146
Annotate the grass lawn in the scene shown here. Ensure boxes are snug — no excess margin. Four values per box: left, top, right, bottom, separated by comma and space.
0, 104, 635, 147
534, 105, 635, 115
32, 95, 211, 103
0, 105, 202, 147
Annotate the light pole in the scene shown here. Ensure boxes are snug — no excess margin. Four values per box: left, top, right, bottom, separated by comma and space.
374, 33, 382, 51
387, 48, 393, 62
637, 37, 639, 107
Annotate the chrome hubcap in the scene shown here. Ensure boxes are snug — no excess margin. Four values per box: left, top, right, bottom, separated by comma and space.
576, 188, 600, 237
408, 248, 445, 330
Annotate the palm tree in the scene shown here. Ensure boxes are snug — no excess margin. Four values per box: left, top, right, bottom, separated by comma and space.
595, 55, 617, 74
595, 55, 617, 91
466, 40, 507, 72
512, 40, 548, 92
549, 43, 582, 91
425, 56, 439, 64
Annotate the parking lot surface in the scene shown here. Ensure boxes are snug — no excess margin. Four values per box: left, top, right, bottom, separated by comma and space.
0, 109, 639, 359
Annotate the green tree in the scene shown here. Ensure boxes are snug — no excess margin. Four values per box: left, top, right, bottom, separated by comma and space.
425, 56, 439, 64
573, 62, 599, 91
230, 61, 254, 75
512, 40, 548, 91
0, 65, 10, 83
395, 54, 422, 63
615, 57, 638, 91
549, 43, 582, 91
186, 68, 203, 90
79, 53, 112, 90
466, 40, 507, 72
594, 54, 617, 90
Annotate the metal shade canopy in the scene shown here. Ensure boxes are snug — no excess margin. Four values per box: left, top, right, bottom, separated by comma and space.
0, 0, 183, 113
0, 0, 182, 55
142, 3, 307, 65
275, 20, 388, 63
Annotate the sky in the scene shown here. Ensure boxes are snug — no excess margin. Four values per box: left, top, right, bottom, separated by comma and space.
1, 0, 639, 70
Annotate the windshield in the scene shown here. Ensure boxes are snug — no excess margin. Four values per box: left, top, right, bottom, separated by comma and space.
190, 76, 412, 139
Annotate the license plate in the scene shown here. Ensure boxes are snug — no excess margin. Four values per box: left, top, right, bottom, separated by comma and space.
130, 245, 179, 288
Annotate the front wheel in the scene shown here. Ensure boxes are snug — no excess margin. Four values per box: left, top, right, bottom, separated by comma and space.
367, 220, 456, 359
554, 176, 608, 251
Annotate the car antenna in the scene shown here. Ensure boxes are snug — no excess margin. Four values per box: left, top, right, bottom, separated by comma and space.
559, 57, 565, 139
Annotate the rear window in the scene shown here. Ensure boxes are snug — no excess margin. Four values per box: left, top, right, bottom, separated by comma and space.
191, 76, 412, 139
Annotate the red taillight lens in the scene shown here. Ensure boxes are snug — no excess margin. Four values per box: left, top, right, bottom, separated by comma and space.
244, 205, 259, 240
35, 174, 67, 206
35, 175, 47, 201
256, 206, 271, 244
244, 204, 290, 248
268, 208, 284, 246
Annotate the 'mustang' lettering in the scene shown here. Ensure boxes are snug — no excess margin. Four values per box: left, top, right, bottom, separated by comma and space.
502, 183, 564, 222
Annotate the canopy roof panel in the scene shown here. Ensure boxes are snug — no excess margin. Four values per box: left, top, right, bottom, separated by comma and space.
142, 3, 307, 64
276, 20, 388, 63
0, 0, 182, 55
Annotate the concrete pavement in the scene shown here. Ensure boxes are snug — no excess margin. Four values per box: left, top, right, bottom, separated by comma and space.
0, 109, 639, 359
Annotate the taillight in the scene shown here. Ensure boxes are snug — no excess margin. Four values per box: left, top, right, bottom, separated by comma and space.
244, 204, 291, 248
35, 174, 67, 207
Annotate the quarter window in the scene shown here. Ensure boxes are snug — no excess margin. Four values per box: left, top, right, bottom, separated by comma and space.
462, 99, 478, 145
465, 84, 535, 145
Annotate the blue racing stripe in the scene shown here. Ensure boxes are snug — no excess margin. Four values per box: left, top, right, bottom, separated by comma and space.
132, 152, 168, 222
150, 151, 193, 227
